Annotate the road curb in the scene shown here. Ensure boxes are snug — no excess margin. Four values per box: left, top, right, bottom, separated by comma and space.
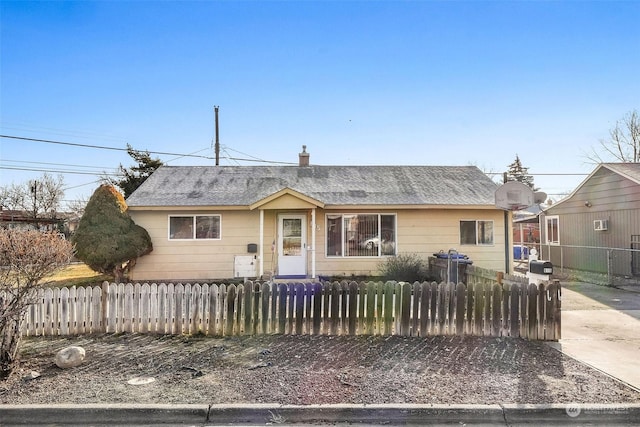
207, 403, 507, 425
0, 404, 209, 425
1, 403, 640, 425
502, 403, 640, 425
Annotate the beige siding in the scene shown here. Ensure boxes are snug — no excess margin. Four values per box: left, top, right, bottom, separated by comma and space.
312, 208, 506, 278
129, 207, 507, 281
130, 210, 262, 281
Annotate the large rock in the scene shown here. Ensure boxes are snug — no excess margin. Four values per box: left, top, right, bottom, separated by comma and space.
54, 346, 85, 368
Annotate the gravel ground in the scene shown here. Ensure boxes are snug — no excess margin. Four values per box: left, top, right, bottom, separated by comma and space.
2, 333, 640, 405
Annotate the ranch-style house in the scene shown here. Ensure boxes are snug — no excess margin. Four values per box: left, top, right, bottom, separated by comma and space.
125, 147, 511, 282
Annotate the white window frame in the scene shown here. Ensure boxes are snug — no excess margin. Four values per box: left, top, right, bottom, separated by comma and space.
325, 213, 397, 258
545, 215, 560, 245
460, 220, 494, 246
168, 214, 222, 240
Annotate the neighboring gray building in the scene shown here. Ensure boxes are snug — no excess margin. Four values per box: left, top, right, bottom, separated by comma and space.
540, 163, 640, 278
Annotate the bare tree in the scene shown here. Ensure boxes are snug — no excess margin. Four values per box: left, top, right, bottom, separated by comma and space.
0, 229, 74, 378
587, 109, 640, 163
66, 196, 88, 220
0, 173, 66, 225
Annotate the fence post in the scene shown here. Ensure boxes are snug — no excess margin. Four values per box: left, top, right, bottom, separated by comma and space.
465, 282, 474, 335
364, 282, 376, 335
527, 284, 538, 340
312, 282, 322, 335
411, 282, 421, 337
260, 282, 270, 335
519, 282, 528, 338
537, 283, 545, 339
607, 249, 613, 286
101, 281, 108, 333
341, 281, 350, 335
383, 281, 395, 335
420, 282, 430, 337
348, 281, 358, 336
554, 279, 562, 340
473, 283, 484, 336
455, 283, 466, 336
491, 284, 501, 337
510, 285, 520, 338
437, 282, 446, 335
278, 283, 287, 334
295, 283, 305, 335
243, 282, 253, 335
399, 282, 411, 336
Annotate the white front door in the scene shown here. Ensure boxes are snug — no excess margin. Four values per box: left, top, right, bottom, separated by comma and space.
278, 214, 307, 277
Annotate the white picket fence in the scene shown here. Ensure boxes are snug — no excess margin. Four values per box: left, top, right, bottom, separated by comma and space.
21, 282, 221, 336
10, 278, 561, 341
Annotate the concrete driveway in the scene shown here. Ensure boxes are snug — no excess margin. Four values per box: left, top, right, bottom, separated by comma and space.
547, 282, 640, 390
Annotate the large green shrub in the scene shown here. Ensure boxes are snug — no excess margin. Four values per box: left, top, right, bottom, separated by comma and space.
377, 253, 430, 283
72, 184, 152, 282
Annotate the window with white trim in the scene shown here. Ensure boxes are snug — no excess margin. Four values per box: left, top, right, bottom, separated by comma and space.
169, 215, 221, 240
460, 220, 494, 245
545, 215, 559, 245
326, 214, 396, 257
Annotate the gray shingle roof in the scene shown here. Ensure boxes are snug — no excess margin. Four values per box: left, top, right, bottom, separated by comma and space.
126, 165, 499, 207
603, 163, 640, 184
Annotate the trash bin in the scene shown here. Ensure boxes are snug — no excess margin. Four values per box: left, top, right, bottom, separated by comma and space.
448, 256, 472, 284
433, 250, 472, 283
513, 245, 529, 260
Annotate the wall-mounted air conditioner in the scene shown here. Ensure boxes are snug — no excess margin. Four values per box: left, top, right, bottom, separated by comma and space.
594, 219, 608, 231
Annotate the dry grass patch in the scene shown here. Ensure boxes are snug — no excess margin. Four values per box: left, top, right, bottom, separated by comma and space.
43, 263, 113, 288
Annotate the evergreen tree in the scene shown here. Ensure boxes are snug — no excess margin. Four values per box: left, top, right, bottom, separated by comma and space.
115, 144, 163, 198
506, 155, 538, 190
72, 184, 152, 282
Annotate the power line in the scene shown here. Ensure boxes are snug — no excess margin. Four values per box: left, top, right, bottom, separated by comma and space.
63, 179, 105, 191
1, 134, 216, 159
222, 145, 268, 162
484, 172, 589, 176
2, 159, 116, 172
1, 134, 296, 164
0, 122, 125, 143
0, 165, 120, 176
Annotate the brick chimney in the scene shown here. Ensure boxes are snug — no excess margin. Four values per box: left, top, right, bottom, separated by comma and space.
299, 145, 310, 166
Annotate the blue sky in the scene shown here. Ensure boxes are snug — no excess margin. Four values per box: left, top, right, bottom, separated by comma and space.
1, 1, 639, 207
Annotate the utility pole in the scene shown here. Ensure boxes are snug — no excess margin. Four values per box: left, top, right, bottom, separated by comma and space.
214, 106, 220, 166
30, 180, 38, 227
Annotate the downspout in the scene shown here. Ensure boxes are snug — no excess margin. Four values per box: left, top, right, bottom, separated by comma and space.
311, 208, 316, 279
504, 210, 510, 273
503, 173, 510, 273
259, 209, 264, 278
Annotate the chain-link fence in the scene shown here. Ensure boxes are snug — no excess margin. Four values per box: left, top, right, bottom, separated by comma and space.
525, 244, 640, 287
